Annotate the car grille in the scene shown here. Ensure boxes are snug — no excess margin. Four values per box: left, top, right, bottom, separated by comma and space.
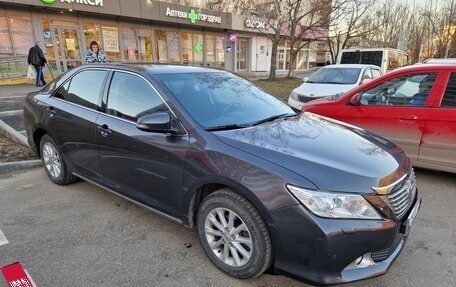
298, 95, 319, 103
384, 170, 417, 220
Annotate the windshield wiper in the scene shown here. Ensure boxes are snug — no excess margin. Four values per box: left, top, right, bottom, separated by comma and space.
205, 124, 251, 131
251, 113, 296, 126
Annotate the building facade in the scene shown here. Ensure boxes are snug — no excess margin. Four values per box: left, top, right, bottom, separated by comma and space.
0, 0, 324, 76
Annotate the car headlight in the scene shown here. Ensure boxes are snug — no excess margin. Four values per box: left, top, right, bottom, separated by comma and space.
290, 91, 300, 101
287, 185, 381, 219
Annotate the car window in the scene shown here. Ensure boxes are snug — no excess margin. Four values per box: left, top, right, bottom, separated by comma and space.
360, 73, 438, 106
371, 69, 381, 78
60, 70, 108, 110
309, 67, 361, 84
362, 70, 372, 81
106, 72, 168, 122
442, 73, 456, 107
53, 81, 69, 100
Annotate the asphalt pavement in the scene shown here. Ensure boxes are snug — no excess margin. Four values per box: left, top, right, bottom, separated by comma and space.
0, 168, 455, 286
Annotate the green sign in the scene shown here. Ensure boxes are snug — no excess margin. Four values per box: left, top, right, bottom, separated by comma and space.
188, 9, 198, 24
195, 43, 202, 53
42, 0, 55, 3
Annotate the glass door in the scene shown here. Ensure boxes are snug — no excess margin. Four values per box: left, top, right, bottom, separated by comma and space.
52, 26, 82, 73
236, 38, 248, 71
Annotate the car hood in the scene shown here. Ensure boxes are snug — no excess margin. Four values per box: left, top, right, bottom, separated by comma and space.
294, 82, 357, 98
214, 113, 408, 193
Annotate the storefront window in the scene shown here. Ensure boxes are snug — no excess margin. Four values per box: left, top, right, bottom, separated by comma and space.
102, 26, 120, 61
122, 27, 138, 61
41, 20, 55, 67
83, 22, 101, 52
10, 16, 33, 55
0, 16, 13, 55
182, 32, 192, 64
182, 32, 203, 65
296, 49, 309, 70
137, 28, 152, 61
205, 34, 215, 66
215, 36, 224, 68
167, 31, 180, 63
155, 30, 168, 63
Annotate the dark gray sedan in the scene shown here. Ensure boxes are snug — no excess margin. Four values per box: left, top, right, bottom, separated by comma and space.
23, 64, 421, 285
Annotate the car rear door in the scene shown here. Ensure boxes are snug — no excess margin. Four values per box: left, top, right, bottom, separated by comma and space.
418, 71, 456, 172
96, 71, 189, 218
47, 68, 109, 183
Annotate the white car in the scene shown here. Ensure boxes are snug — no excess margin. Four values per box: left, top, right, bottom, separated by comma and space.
288, 64, 382, 109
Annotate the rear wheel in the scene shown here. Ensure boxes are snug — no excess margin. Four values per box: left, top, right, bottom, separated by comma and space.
197, 188, 272, 279
40, 134, 77, 185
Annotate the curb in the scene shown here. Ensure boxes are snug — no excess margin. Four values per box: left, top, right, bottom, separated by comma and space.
0, 119, 28, 146
0, 159, 42, 173
0, 75, 54, 86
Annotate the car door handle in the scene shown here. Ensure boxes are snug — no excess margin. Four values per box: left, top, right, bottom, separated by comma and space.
399, 115, 418, 121
97, 124, 112, 137
46, 107, 56, 117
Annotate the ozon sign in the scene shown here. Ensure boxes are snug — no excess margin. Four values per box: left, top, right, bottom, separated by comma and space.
244, 19, 270, 30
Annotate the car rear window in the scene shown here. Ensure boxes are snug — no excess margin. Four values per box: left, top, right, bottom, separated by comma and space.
442, 73, 456, 107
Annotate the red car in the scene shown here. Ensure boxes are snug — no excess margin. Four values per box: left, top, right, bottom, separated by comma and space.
301, 63, 456, 173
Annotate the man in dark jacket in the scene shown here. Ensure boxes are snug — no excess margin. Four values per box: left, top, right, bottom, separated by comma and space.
27, 41, 47, 87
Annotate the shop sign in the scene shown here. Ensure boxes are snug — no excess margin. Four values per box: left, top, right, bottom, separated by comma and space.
244, 19, 270, 30
42, 0, 104, 7
165, 7, 222, 24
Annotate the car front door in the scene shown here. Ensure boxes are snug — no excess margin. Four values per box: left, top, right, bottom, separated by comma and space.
47, 68, 109, 183
349, 72, 439, 162
418, 71, 456, 172
96, 71, 189, 218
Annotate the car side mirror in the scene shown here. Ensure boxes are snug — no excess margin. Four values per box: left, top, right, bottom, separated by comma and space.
350, 93, 361, 105
136, 112, 185, 134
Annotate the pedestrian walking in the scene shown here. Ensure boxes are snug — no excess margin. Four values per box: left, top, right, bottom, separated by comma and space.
27, 41, 47, 87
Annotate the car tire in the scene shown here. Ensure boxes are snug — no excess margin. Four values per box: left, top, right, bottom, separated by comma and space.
197, 188, 272, 279
39, 134, 77, 185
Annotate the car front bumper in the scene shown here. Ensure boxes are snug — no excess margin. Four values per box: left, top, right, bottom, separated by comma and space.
269, 192, 422, 285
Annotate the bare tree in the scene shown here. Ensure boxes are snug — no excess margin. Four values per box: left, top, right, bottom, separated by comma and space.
285, 0, 332, 77
214, 0, 330, 80
326, 0, 379, 64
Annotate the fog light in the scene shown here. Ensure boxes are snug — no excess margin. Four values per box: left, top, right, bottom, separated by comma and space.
355, 253, 375, 268
344, 253, 376, 271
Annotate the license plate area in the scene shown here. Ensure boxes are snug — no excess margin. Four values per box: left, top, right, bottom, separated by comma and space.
400, 195, 422, 235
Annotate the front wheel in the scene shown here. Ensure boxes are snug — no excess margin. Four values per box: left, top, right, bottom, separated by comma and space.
39, 134, 77, 185
197, 188, 272, 279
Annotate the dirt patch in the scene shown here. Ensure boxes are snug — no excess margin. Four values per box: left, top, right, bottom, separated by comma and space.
0, 129, 36, 162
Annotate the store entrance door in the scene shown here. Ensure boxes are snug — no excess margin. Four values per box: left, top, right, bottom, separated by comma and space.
52, 26, 83, 73
236, 38, 248, 71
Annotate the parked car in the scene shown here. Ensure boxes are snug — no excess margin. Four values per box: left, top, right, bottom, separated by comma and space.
423, 58, 456, 64
301, 63, 456, 174
24, 64, 421, 285
288, 64, 382, 109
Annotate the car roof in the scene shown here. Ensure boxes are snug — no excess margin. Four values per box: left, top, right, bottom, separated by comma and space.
323, 64, 381, 69
423, 58, 456, 64
76, 63, 223, 75
391, 63, 456, 73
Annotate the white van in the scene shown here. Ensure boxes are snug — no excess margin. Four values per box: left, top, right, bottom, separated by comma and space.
337, 48, 408, 73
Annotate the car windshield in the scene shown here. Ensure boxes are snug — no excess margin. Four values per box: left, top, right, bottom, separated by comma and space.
156, 72, 296, 130
308, 67, 361, 84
